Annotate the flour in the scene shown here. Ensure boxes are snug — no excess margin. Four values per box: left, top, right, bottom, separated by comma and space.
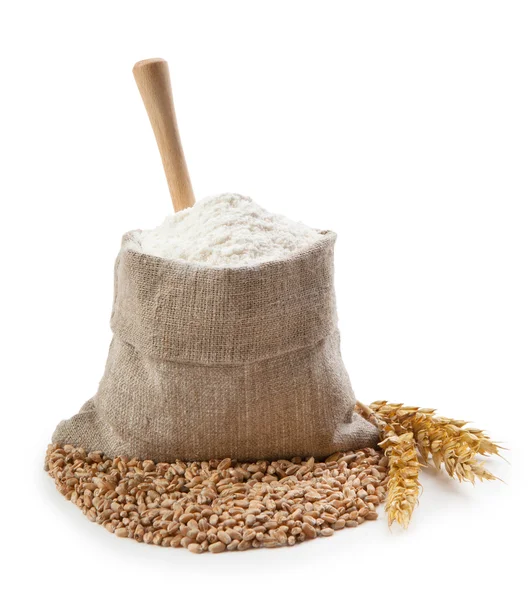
131, 193, 322, 267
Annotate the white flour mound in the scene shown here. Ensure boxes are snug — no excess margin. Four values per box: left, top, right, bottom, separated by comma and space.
133, 193, 322, 267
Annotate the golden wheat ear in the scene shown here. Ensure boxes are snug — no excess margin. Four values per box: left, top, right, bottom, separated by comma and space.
356, 400, 505, 528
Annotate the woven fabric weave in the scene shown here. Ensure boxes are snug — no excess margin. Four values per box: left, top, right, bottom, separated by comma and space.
52, 230, 379, 461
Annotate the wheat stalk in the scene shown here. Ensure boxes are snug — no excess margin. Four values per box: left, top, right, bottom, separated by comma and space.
357, 402, 421, 528
355, 400, 503, 527
369, 401, 503, 482
380, 430, 421, 528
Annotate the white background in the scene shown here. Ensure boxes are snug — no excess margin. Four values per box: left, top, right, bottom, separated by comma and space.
1, 1, 530, 598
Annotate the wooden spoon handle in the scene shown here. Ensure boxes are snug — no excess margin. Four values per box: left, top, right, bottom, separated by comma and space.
133, 58, 195, 212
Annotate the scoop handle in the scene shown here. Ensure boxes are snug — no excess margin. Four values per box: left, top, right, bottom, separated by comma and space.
133, 58, 195, 212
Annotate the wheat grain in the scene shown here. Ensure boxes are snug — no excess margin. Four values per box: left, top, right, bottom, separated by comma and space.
46, 444, 385, 553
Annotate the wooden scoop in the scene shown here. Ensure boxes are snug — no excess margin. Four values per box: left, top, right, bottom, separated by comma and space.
133, 58, 195, 212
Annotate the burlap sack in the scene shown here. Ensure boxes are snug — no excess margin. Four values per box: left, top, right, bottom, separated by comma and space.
52, 230, 378, 462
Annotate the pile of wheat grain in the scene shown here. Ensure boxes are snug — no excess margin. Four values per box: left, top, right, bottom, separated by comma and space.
46, 444, 387, 553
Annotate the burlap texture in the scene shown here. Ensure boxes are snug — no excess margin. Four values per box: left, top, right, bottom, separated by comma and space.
52, 230, 379, 461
